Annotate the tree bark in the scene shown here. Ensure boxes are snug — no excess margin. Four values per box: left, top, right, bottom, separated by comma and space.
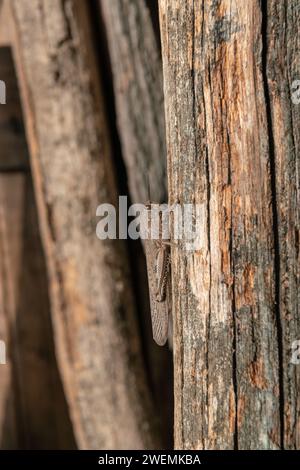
8, 0, 158, 449
159, 0, 299, 449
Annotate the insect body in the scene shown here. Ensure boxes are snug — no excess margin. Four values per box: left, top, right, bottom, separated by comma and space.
144, 203, 171, 346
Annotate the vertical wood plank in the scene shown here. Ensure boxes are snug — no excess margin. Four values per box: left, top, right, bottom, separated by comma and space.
159, 0, 281, 449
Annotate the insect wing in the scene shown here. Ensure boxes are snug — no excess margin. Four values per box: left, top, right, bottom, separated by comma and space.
144, 240, 169, 346
155, 245, 170, 302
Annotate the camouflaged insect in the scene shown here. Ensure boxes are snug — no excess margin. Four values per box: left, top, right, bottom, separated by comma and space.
143, 202, 171, 346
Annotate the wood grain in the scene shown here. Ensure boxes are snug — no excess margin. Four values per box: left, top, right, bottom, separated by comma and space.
159, 0, 294, 449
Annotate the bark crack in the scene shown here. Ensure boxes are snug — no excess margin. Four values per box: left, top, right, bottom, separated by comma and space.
191, 3, 201, 449
227, 126, 238, 450
204, 65, 212, 450
261, 0, 285, 450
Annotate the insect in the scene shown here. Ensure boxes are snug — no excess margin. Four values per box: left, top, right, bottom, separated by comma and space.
143, 202, 172, 346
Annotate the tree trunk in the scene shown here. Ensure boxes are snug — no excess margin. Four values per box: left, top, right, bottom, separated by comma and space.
159, 0, 299, 450
7, 0, 158, 449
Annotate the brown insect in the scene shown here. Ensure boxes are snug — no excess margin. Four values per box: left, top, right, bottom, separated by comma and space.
143, 202, 172, 346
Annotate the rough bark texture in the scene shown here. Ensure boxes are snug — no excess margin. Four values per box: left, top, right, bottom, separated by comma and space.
266, 0, 300, 449
159, 0, 298, 449
8, 0, 157, 449
100, 0, 167, 204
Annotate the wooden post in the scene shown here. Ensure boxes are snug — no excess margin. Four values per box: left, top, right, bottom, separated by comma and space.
159, 0, 299, 449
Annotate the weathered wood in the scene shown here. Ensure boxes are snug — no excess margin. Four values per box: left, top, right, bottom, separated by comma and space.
159, 0, 287, 449
266, 0, 300, 449
16, 175, 76, 449
9, 0, 158, 449
0, 174, 76, 449
100, 0, 167, 204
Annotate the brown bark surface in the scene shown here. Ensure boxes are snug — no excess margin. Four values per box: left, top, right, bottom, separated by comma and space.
7, 0, 158, 449
159, 0, 299, 449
